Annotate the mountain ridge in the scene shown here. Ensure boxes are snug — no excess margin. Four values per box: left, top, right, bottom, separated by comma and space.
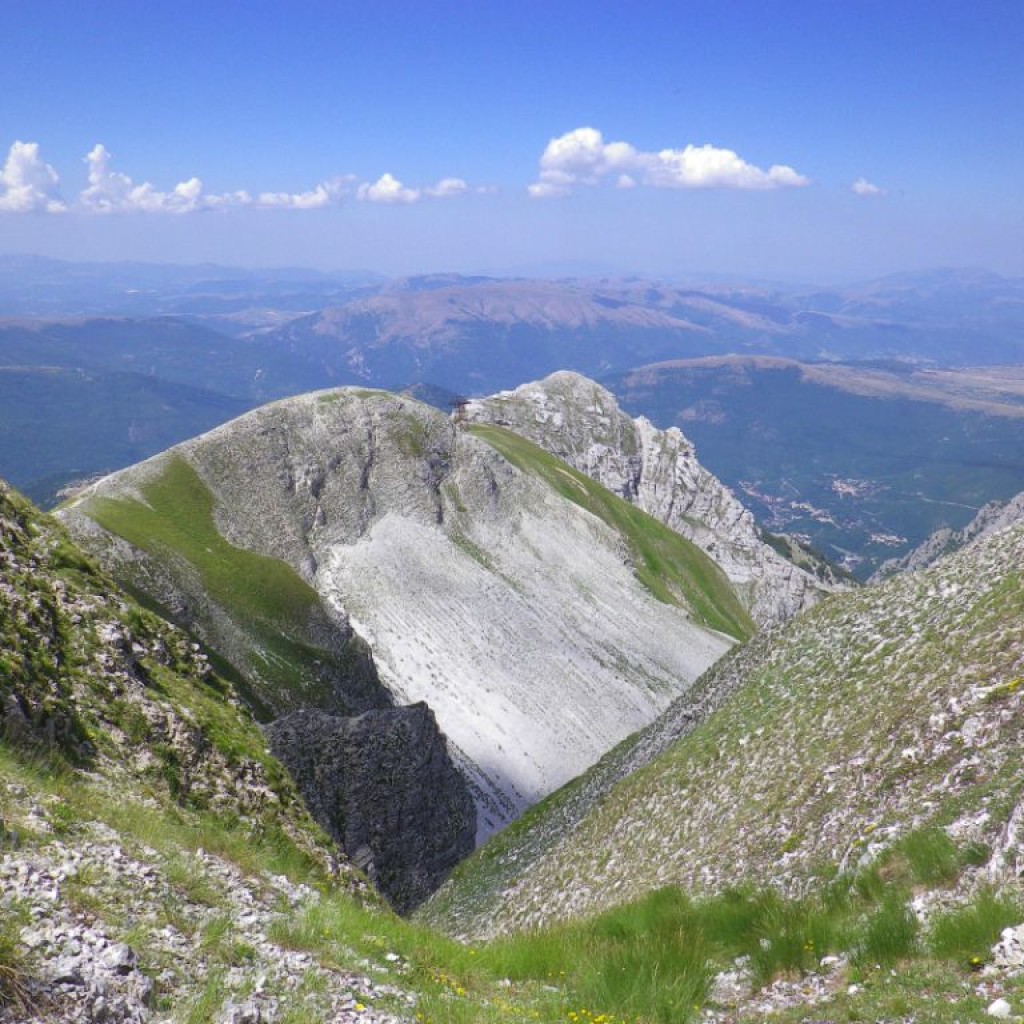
58, 385, 744, 842
466, 371, 845, 625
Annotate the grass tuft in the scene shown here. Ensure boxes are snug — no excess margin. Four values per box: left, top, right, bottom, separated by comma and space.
183, 968, 227, 1024
854, 898, 920, 967
0, 911, 32, 1014
929, 888, 1023, 964
748, 899, 843, 983
882, 828, 961, 888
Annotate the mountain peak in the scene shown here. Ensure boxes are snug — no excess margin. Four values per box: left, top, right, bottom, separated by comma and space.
60, 384, 743, 844
467, 372, 844, 625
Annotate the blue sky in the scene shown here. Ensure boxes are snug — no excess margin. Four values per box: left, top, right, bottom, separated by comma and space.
1, 0, 1021, 281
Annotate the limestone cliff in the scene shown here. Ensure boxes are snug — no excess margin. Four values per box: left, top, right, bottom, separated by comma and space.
266, 704, 476, 912
467, 371, 846, 625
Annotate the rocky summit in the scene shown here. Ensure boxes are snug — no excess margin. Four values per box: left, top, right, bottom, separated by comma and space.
59, 386, 747, 845
467, 371, 845, 626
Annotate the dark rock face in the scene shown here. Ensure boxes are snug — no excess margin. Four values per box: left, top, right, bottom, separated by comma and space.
265, 703, 476, 913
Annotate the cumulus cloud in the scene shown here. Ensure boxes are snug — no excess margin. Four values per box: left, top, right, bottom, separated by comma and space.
0, 139, 482, 214
356, 173, 422, 204
256, 176, 351, 209
528, 126, 809, 197
256, 186, 328, 209
425, 177, 469, 198
851, 176, 885, 197
356, 173, 475, 204
79, 145, 355, 213
80, 144, 240, 214
526, 181, 568, 199
0, 141, 66, 213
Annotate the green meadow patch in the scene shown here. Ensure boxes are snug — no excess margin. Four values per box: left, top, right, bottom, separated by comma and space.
467, 425, 754, 641
81, 455, 354, 705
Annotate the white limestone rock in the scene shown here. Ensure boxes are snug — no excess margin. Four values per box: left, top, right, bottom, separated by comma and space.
468, 371, 844, 625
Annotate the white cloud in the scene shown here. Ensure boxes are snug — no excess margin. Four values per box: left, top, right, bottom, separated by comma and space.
80, 143, 234, 214
644, 145, 809, 190
257, 186, 328, 209
78, 146, 353, 213
529, 126, 809, 197
0, 139, 481, 214
204, 189, 255, 209
357, 172, 421, 204
425, 177, 469, 198
851, 176, 885, 197
356, 173, 480, 204
527, 181, 569, 199
0, 141, 66, 213
256, 176, 351, 209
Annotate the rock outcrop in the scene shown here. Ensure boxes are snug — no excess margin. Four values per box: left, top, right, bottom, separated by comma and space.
872, 490, 1024, 580
266, 704, 476, 912
467, 371, 845, 625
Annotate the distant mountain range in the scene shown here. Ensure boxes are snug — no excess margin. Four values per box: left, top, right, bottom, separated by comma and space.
5, 256, 1024, 369
0, 253, 382, 317
262, 268, 1024, 394
5, 257, 1024, 570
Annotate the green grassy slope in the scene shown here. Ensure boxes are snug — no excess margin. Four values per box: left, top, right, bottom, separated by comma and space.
79, 455, 380, 715
8, 484, 1024, 1022
0, 477, 339, 872
468, 424, 754, 642
427, 514, 1024, 940
86, 455, 320, 631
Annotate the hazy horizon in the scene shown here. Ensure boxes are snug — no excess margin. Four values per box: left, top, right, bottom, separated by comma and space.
2, 250, 1019, 293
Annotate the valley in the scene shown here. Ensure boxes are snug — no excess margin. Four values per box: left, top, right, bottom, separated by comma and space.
425, 502, 1024, 936
609, 357, 1024, 575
